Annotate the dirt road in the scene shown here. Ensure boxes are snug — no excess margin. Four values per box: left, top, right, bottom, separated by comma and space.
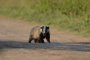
0, 18, 90, 60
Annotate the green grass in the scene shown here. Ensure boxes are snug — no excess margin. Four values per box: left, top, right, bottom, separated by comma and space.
0, 0, 90, 36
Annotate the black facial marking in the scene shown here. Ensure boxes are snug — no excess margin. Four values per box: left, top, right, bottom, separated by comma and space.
40, 26, 49, 36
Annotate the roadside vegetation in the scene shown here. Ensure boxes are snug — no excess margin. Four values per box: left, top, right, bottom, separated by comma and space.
0, 0, 90, 36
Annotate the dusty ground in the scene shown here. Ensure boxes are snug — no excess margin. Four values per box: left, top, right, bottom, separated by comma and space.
0, 17, 90, 60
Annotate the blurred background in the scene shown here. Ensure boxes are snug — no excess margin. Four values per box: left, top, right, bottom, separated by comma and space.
0, 0, 90, 37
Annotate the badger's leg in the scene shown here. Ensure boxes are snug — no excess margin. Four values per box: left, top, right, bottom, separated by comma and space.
29, 37, 33, 43
39, 39, 44, 43
39, 34, 44, 43
34, 40, 37, 43
41, 39, 44, 43
40, 36, 44, 43
38, 39, 44, 43
34, 39, 39, 43
46, 34, 50, 43
46, 37, 50, 43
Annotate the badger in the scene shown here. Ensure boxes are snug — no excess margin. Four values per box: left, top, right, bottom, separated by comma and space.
28, 26, 50, 43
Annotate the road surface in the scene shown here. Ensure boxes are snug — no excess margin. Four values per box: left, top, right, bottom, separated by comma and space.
0, 17, 90, 60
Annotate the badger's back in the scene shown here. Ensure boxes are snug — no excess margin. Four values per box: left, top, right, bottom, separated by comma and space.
30, 26, 41, 39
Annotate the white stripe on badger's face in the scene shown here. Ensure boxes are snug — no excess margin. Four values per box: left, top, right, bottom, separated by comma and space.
43, 26, 46, 34
41, 26, 47, 36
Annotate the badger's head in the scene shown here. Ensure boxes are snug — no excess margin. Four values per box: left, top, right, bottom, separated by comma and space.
40, 26, 49, 36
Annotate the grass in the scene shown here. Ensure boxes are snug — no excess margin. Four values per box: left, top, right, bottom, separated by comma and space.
0, 0, 90, 36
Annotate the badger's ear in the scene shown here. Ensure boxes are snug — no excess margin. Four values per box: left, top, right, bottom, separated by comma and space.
40, 28, 42, 32
40, 26, 44, 29
40, 26, 43, 32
